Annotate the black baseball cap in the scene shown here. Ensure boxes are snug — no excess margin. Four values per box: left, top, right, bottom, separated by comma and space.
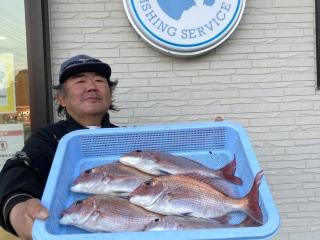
59, 54, 111, 84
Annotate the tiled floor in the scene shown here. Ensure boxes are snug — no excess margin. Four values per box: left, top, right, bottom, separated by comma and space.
0, 228, 18, 240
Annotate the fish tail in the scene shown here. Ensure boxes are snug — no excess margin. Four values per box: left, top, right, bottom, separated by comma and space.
244, 170, 264, 224
221, 154, 243, 185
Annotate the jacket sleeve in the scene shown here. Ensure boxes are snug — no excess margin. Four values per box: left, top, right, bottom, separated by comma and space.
0, 127, 59, 234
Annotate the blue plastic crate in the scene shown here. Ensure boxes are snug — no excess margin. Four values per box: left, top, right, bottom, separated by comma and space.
32, 121, 280, 240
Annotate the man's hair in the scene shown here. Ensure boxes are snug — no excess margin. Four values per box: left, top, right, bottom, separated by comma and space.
53, 76, 118, 117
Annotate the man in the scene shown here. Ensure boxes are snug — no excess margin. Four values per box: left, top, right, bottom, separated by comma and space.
0, 54, 118, 240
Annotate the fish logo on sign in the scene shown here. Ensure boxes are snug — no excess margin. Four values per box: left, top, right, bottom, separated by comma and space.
123, 0, 246, 57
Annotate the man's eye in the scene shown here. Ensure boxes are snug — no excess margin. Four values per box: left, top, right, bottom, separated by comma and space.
75, 80, 85, 84
95, 79, 105, 83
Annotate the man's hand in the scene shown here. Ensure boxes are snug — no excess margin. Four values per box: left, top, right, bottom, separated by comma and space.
9, 198, 49, 240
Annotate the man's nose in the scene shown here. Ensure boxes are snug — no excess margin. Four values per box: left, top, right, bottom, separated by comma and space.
86, 79, 97, 90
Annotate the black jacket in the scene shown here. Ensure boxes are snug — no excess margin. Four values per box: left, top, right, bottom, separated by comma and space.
0, 114, 116, 234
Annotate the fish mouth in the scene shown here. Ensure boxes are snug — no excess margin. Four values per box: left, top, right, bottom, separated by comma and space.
70, 184, 82, 192
59, 215, 69, 225
70, 181, 97, 193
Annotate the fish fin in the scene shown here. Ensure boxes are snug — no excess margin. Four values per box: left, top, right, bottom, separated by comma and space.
221, 155, 243, 185
180, 156, 206, 167
238, 216, 262, 227
167, 191, 198, 199
213, 215, 230, 224
207, 178, 239, 198
157, 168, 171, 175
180, 212, 194, 217
178, 173, 223, 189
116, 194, 130, 199
179, 173, 211, 183
166, 191, 198, 201
244, 170, 264, 224
180, 174, 238, 198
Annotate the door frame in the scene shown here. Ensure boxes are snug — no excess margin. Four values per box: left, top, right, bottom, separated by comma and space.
316, 0, 320, 89
24, 0, 53, 131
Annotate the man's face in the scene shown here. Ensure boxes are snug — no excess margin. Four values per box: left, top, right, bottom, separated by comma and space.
57, 72, 111, 121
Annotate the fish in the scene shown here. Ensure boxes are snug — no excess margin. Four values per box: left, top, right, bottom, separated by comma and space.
59, 195, 162, 232
144, 215, 260, 231
130, 171, 263, 224
119, 150, 242, 185
70, 162, 152, 197
144, 215, 228, 231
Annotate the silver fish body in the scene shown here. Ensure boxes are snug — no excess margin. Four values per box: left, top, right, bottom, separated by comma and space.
130, 172, 263, 224
145, 215, 260, 231
119, 150, 242, 185
70, 162, 151, 196
59, 195, 161, 232
144, 215, 227, 231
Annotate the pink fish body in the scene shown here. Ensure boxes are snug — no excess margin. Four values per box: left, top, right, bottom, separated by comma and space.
59, 195, 161, 232
130, 171, 263, 224
144, 215, 258, 231
144, 215, 227, 231
119, 150, 242, 185
71, 162, 152, 196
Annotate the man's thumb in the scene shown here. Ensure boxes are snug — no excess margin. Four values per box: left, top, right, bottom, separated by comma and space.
37, 208, 49, 219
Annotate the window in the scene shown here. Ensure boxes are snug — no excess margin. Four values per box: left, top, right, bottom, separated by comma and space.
0, 0, 53, 169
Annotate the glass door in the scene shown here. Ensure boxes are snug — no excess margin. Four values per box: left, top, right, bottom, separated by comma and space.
0, 0, 30, 170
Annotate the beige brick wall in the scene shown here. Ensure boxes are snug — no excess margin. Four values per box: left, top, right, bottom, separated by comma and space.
49, 0, 320, 239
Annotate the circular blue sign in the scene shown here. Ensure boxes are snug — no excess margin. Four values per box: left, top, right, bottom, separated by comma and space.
123, 0, 246, 57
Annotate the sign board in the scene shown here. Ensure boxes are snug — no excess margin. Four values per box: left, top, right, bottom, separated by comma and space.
0, 53, 16, 113
0, 123, 24, 170
123, 0, 246, 57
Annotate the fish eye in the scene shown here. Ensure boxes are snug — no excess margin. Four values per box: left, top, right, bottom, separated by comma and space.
75, 200, 83, 205
145, 180, 152, 186
135, 150, 142, 152
85, 169, 92, 173
154, 218, 160, 222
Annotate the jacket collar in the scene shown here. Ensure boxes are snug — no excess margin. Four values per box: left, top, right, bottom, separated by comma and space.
65, 113, 117, 132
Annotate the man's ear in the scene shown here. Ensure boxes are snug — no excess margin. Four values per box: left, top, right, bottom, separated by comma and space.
56, 94, 66, 107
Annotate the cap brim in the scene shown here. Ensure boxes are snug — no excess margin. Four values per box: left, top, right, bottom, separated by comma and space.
59, 62, 111, 83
